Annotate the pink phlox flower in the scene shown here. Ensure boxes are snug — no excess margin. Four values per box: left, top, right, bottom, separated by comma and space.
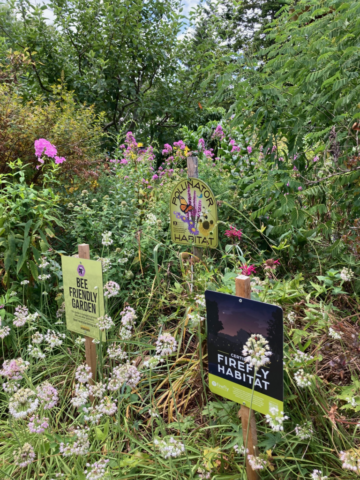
198, 138, 206, 150
241, 264, 256, 276
293, 166, 297, 170
124, 175, 129, 179
152, 174, 159, 180
204, 149, 214, 158
313, 156, 319, 162
231, 145, 240, 153
120, 159, 128, 165
272, 145, 277, 152
247, 146, 252, 154
162, 144, 172, 155
119, 144, 125, 149
298, 186, 303, 191
212, 125, 225, 141
34, 139, 57, 159
279, 157, 284, 161
173, 140, 186, 150
229, 139, 236, 146
54, 156, 66, 164
125, 131, 137, 146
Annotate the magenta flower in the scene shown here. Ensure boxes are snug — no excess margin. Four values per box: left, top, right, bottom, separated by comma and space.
198, 138, 205, 150
54, 156, 66, 164
204, 149, 214, 158
229, 139, 236, 146
293, 166, 297, 170
152, 174, 159, 180
241, 264, 256, 276
298, 186, 302, 191
120, 159, 128, 165
264, 259, 280, 271
231, 145, 240, 153
272, 145, 277, 152
313, 156, 319, 162
225, 225, 242, 240
34, 139, 57, 159
212, 125, 225, 141
173, 140, 186, 150
162, 144, 172, 156
247, 146, 252, 154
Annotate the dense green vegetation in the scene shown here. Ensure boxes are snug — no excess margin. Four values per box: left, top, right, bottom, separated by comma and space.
1, 1, 360, 479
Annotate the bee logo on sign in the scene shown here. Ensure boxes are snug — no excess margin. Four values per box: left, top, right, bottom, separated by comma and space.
170, 178, 218, 248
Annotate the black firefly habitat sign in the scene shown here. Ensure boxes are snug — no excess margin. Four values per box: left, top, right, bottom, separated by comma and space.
205, 290, 284, 416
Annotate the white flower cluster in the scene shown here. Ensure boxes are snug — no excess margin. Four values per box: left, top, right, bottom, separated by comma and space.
13, 306, 29, 327
3, 381, 20, 393
44, 330, 65, 350
340, 267, 354, 282
250, 277, 266, 293
28, 344, 46, 359
146, 213, 157, 224
31, 332, 44, 344
295, 421, 313, 440
20, 279, 30, 285
88, 382, 106, 398
242, 334, 272, 370
9, 388, 39, 419
292, 350, 313, 366
96, 396, 117, 415
71, 384, 90, 408
56, 302, 66, 319
102, 231, 113, 246
96, 315, 114, 331
195, 295, 205, 308
85, 458, 109, 480
75, 336, 86, 346
14, 443, 36, 468
310, 469, 328, 480
60, 428, 90, 456
38, 274, 51, 281
197, 468, 212, 479
154, 437, 185, 459
82, 406, 103, 424
0, 357, 29, 380
156, 333, 177, 357
265, 407, 289, 432
143, 355, 164, 369
119, 306, 137, 340
287, 311, 296, 324
104, 280, 120, 298
234, 444, 248, 455
294, 369, 313, 388
108, 363, 141, 391
107, 343, 127, 361
329, 327, 342, 340
39, 257, 50, 269
75, 364, 93, 383
97, 257, 111, 272
247, 455, 267, 471
188, 312, 205, 329
0, 325, 10, 339
339, 450, 360, 473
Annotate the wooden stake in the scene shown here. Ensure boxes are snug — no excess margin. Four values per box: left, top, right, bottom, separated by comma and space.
187, 156, 203, 260
78, 244, 97, 385
235, 275, 259, 480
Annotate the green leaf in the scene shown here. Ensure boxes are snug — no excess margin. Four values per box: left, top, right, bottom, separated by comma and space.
29, 260, 39, 281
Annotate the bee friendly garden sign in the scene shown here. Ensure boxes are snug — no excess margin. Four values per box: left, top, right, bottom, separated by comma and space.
62, 255, 105, 341
170, 177, 218, 248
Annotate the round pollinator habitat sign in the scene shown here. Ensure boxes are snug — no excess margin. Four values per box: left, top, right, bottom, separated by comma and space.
169, 177, 218, 248
77, 264, 86, 277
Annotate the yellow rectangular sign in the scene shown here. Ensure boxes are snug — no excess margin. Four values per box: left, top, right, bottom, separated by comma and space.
62, 256, 105, 341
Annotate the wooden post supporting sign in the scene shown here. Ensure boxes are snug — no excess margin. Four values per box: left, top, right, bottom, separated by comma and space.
187, 155, 203, 261
235, 275, 259, 480
78, 244, 97, 385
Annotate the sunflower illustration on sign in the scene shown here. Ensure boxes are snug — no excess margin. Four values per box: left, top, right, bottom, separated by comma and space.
170, 178, 218, 248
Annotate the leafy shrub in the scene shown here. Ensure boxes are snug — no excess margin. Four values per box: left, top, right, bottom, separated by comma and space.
0, 84, 105, 184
